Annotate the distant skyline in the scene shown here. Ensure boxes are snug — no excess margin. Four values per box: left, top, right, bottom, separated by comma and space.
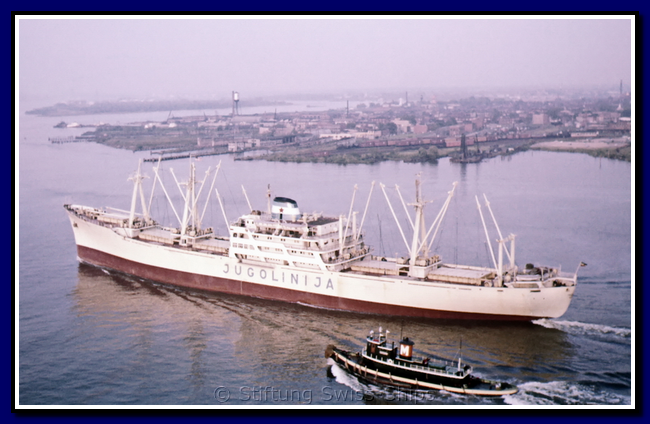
17, 15, 633, 103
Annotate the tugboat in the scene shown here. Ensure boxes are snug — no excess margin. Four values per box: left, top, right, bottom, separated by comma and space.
325, 327, 518, 396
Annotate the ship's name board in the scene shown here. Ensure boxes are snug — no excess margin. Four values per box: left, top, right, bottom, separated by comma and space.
222, 264, 334, 290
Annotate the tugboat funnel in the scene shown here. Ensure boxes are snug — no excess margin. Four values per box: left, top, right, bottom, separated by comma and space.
399, 337, 414, 359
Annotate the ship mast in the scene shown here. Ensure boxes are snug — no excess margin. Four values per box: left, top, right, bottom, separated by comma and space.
356, 181, 375, 241
179, 162, 194, 236
128, 159, 150, 228
476, 193, 517, 286
381, 177, 458, 279
152, 161, 182, 226
199, 161, 221, 225
408, 176, 426, 273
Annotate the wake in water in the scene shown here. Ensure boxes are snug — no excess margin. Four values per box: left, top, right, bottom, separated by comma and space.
533, 318, 631, 338
328, 359, 631, 406
504, 381, 631, 406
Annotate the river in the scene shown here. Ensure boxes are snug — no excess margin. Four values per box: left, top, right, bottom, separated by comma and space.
17, 99, 632, 407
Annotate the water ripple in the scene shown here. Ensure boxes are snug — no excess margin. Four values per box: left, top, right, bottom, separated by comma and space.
533, 319, 631, 338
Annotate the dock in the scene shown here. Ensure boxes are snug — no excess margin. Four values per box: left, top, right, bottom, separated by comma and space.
50, 136, 82, 144
143, 150, 225, 163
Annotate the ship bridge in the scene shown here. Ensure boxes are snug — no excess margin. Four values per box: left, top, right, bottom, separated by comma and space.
228, 209, 369, 271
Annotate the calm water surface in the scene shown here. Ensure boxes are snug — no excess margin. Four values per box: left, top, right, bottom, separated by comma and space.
18, 102, 632, 406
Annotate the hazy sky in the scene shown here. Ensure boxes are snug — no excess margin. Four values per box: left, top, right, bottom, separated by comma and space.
17, 16, 633, 101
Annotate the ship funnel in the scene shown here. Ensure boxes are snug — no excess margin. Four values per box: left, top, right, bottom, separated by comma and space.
272, 197, 301, 221
398, 337, 414, 359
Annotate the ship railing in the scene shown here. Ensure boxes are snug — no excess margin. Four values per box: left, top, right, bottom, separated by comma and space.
442, 263, 495, 273
400, 361, 466, 378
366, 351, 466, 377
409, 361, 468, 378
70, 208, 115, 227
324, 251, 370, 270
324, 247, 370, 263
508, 280, 545, 289
411, 356, 463, 370
511, 269, 576, 288
248, 230, 360, 252
555, 271, 578, 286
305, 234, 361, 252
514, 274, 542, 281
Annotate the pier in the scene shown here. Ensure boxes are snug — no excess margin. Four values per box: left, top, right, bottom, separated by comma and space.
50, 136, 83, 144
143, 150, 225, 163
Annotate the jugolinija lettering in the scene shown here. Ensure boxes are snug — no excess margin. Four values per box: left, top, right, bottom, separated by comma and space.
223, 264, 334, 290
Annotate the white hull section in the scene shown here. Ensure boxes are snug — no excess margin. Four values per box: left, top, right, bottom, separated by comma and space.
67, 210, 576, 320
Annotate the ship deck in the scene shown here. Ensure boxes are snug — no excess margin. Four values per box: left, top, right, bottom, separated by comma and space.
350, 259, 494, 285
67, 204, 572, 291
428, 266, 493, 285
350, 259, 404, 276
193, 237, 230, 253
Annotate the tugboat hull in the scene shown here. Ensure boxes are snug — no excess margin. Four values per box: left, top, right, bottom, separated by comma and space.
326, 346, 518, 397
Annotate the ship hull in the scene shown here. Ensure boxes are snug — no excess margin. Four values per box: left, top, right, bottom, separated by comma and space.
68, 210, 576, 321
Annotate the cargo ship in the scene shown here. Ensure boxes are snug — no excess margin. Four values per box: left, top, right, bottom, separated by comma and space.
325, 327, 518, 396
64, 159, 581, 321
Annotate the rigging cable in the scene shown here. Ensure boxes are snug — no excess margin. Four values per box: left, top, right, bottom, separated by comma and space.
454, 192, 459, 264
377, 213, 385, 256
220, 166, 242, 220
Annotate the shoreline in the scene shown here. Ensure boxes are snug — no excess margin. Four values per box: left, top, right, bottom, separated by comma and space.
237, 138, 631, 165
530, 139, 631, 162
42, 99, 631, 164
64, 132, 632, 164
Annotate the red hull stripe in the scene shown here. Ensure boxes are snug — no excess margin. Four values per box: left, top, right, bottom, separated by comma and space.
77, 245, 536, 321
